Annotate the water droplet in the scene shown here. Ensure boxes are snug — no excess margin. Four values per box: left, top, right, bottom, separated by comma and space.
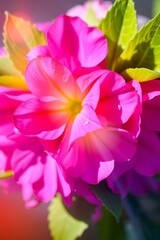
118, 105, 121, 110
62, 75, 68, 82
84, 120, 89, 125
14, 127, 20, 134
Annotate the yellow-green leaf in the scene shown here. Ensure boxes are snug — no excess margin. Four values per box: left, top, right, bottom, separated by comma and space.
4, 12, 46, 75
99, 0, 137, 70
0, 75, 28, 90
122, 68, 160, 82
48, 195, 88, 240
0, 55, 21, 77
117, 12, 160, 72
152, 0, 160, 17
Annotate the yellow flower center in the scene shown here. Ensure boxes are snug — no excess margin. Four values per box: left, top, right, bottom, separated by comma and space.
67, 100, 82, 117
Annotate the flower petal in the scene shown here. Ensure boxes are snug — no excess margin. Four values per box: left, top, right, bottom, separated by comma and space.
134, 127, 160, 176
69, 105, 102, 146
14, 98, 68, 136
25, 56, 76, 101
26, 45, 50, 61
12, 137, 45, 184
47, 15, 107, 71
82, 158, 114, 184
32, 155, 58, 202
97, 128, 137, 162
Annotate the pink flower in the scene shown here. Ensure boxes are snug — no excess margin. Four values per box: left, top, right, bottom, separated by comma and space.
0, 14, 143, 204
1, 15, 109, 203
67, 0, 112, 24
27, 15, 108, 74
133, 80, 160, 177
0, 86, 72, 205
0, 87, 26, 172
13, 53, 140, 185
11, 136, 72, 204
107, 80, 160, 197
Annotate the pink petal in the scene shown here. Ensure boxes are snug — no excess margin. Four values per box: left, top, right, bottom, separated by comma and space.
32, 155, 58, 202
134, 127, 160, 176
82, 158, 114, 184
14, 98, 68, 136
25, 56, 76, 101
26, 45, 50, 61
99, 91, 138, 125
59, 136, 89, 178
77, 69, 108, 93
99, 71, 126, 97
78, 26, 107, 67
73, 179, 100, 205
59, 128, 115, 182
142, 97, 160, 131
98, 77, 140, 126
0, 94, 18, 135
82, 80, 100, 109
11, 138, 45, 184
33, 156, 71, 202
69, 105, 102, 146
141, 80, 160, 101
56, 164, 72, 198
92, 128, 137, 162
47, 15, 107, 71
4, 91, 33, 101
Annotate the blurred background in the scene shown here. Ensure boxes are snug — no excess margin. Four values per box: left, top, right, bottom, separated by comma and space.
0, 0, 156, 239
0, 0, 152, 46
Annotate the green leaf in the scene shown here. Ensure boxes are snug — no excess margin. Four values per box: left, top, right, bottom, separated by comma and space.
97, 207, 125, 240
152, 0, 160, 17
48, 195, 88, 240
117, 13, 160, 73
99, 0, 137, 70
4, 12, 46, 75
91, 181, 122, 222
154, 173, 160, 179
0, 55, 21, 77
121, 68, 160, 82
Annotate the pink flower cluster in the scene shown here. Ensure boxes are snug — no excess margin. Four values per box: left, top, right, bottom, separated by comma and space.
1, 8, 160, 206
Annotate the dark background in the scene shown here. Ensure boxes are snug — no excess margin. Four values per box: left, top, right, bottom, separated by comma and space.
0, 0, 152, 46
